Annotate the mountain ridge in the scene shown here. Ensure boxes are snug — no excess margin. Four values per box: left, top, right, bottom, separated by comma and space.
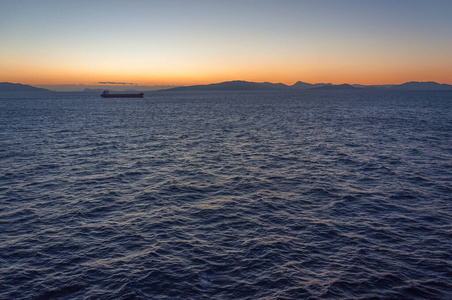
2, 81, 452, 92
390, 81, 452, 90
0, 82, 51, 92
162, 80, 452, 91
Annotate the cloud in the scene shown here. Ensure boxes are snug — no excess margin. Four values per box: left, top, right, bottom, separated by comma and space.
98, 82, 136, 85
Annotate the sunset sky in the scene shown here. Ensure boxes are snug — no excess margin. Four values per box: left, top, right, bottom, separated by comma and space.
1, 0, 451, 89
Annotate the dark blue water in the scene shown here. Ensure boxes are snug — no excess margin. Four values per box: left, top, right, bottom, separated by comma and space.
1, 90, 451, 299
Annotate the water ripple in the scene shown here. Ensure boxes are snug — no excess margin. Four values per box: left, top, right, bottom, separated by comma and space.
1, 91, 451, 299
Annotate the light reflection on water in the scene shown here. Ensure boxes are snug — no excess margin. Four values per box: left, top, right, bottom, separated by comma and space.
1, 90, 451, 299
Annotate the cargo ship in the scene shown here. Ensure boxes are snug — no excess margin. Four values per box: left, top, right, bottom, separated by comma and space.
101, 90, 144, 98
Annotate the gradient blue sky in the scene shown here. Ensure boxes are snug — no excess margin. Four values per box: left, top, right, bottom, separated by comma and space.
1, 0, 451, 88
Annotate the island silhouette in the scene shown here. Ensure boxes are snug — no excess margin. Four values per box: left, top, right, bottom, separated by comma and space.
0, 82, 51, 92
162, 80, 452, 91
2, 81, 452, 93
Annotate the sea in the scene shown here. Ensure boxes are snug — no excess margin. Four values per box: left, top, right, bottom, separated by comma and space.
1, 90, 451, 299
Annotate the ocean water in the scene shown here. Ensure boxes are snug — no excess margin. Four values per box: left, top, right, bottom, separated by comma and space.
1, 90, 451, 299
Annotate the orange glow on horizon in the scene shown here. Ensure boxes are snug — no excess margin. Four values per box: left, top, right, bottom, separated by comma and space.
2, 1, 452, 88
2, 39, 451, 86
1, 57, 451, 86
2, 72, 452, 87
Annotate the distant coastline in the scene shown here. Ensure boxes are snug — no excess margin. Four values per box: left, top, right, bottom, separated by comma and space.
161, 80, 452, 92
1, 80, 452, 93
0, 82, 52, 92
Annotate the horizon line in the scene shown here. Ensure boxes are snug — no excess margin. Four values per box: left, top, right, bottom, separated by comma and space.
26, 79, 452, 87
3, 80, 452, 93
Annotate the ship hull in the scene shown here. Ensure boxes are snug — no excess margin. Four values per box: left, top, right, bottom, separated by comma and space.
101, 93, 144, 98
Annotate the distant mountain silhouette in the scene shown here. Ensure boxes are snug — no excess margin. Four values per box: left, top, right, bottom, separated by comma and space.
291, 81, 332, 90
161, 80, 452, 91
164, 80, 289, 91
0, 82, 51, 92
161, 81, 365, 91
308, 84, 359, 90
291, 81, 314, 89
3, 81, 451, 93
391, 81, 452, 90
